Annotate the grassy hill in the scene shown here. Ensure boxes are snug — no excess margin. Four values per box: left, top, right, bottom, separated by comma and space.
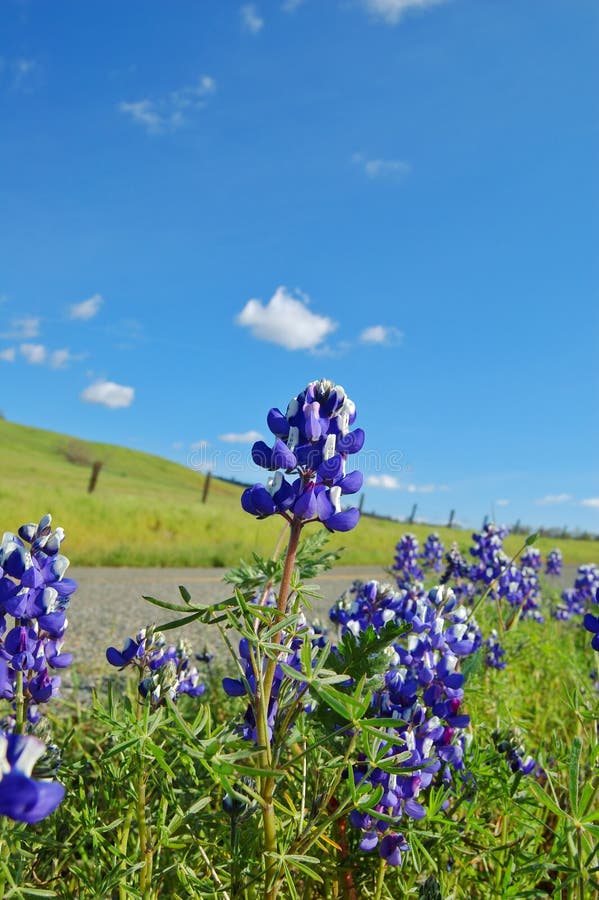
0, 419, 596, 568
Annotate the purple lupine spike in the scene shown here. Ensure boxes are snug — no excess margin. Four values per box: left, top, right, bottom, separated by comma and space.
545, 548, 563, 577
242, 380, 363, 532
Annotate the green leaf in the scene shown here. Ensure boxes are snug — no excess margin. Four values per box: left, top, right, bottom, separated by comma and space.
142, 594, 191, 612
178, 584, 192, 604
568, 737, 582, 814
156, 610, 205, 632
528, 781, 566, 820
525, 532, 539, 546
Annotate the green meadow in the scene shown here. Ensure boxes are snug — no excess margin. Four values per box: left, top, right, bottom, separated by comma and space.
1, 418, 597, 568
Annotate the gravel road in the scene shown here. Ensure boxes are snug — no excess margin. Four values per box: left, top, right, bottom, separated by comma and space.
61, 563, 579, 694
65, 565, 390, 686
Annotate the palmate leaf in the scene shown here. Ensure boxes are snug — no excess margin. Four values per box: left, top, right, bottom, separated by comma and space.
224, 530, 341, 594
328, 620, 409, 680
294, 530, 342, 579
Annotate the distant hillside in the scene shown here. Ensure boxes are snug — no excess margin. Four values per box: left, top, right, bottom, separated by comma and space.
0, 419, 596, 568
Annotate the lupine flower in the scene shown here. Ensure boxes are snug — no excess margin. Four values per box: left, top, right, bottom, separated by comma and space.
545, 548, 563, 577
421, 533, 445, 573
330, 580, 481, 853
241, 380, 364, 533
520, 547, 542, 571
379, 832, 410, 866
106, 627, 206, 704
554, 563, 599, 621
583, 589, 599, 651
584, 614, 599, 651
469, 523, 510, 587
393, 534, 423, 585
492, 728, 538, 776
440, 544, 476, 604
0, 731, 64, 823
0, 515, 77, 729
484, 630, 506, 670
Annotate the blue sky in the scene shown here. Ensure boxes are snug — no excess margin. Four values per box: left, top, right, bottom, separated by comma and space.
1, 0, 598, 533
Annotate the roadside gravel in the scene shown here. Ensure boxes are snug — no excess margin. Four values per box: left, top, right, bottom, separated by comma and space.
61, 563, 577, 695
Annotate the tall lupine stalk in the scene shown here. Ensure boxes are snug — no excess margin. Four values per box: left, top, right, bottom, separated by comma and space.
240, 379, 363, 898
0, 515, 73, 827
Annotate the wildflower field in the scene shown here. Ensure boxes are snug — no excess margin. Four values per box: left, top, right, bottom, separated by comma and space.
1, 381, 598, 899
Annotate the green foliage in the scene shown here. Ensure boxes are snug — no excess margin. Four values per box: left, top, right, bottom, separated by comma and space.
1, 509, 598, 898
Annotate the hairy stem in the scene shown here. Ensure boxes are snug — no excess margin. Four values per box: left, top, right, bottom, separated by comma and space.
373, 856, 386, 900
14, 669, 25, 735
257, 517, 303, 900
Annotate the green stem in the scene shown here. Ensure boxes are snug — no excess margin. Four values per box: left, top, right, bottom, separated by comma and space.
257, 517, 303, 900
14, 669, 25, 735
135, 685, 153, 899
117, 809, 134, 900
373, 856, 386, 900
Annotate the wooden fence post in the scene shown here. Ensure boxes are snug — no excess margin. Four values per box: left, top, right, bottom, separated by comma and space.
202, 471, 212, 504
88, 461, 103, 494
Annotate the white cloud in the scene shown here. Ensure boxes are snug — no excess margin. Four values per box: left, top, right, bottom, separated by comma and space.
0, 347, 15, 362
406, 483, 437, 494
282, 0, 304, 9
366, 474, 401, 490
237, 286, 337, 351
190, 439, 210, 450
496, 499, 510, 507
219, 430, 264, 443
81, 379, 135, 409
70, 293, 103, 320
50, 349, 74, 369
362, 0, 448, 26
1, 316, 41, 340
241, 4, 264, 32
360, 325, 403, 346
581, 498, 599, 509
366, 474, 443, 493
536, 493, 572, 505
353, 153, 411, 181
20, 343, 46, 364
119, 75, 216, 134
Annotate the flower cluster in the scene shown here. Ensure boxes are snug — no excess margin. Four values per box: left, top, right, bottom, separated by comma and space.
241, 380, 364, 532
106, 626, 206, 705
392, 534, 423, 586
545, 548, 563, 577
421, 533, 445, 573
583, 588, 599, 652
440, 544, 475, 604
0, 517, 76, 718
484, 630, 506, 670
496, 564, 543, 622
0, 731, 65, 824
469, 523, 510, 586
554, 564, 599, 621
520, 547, 542, 571
330, 581, 482, 861
492, 728, 538, 776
